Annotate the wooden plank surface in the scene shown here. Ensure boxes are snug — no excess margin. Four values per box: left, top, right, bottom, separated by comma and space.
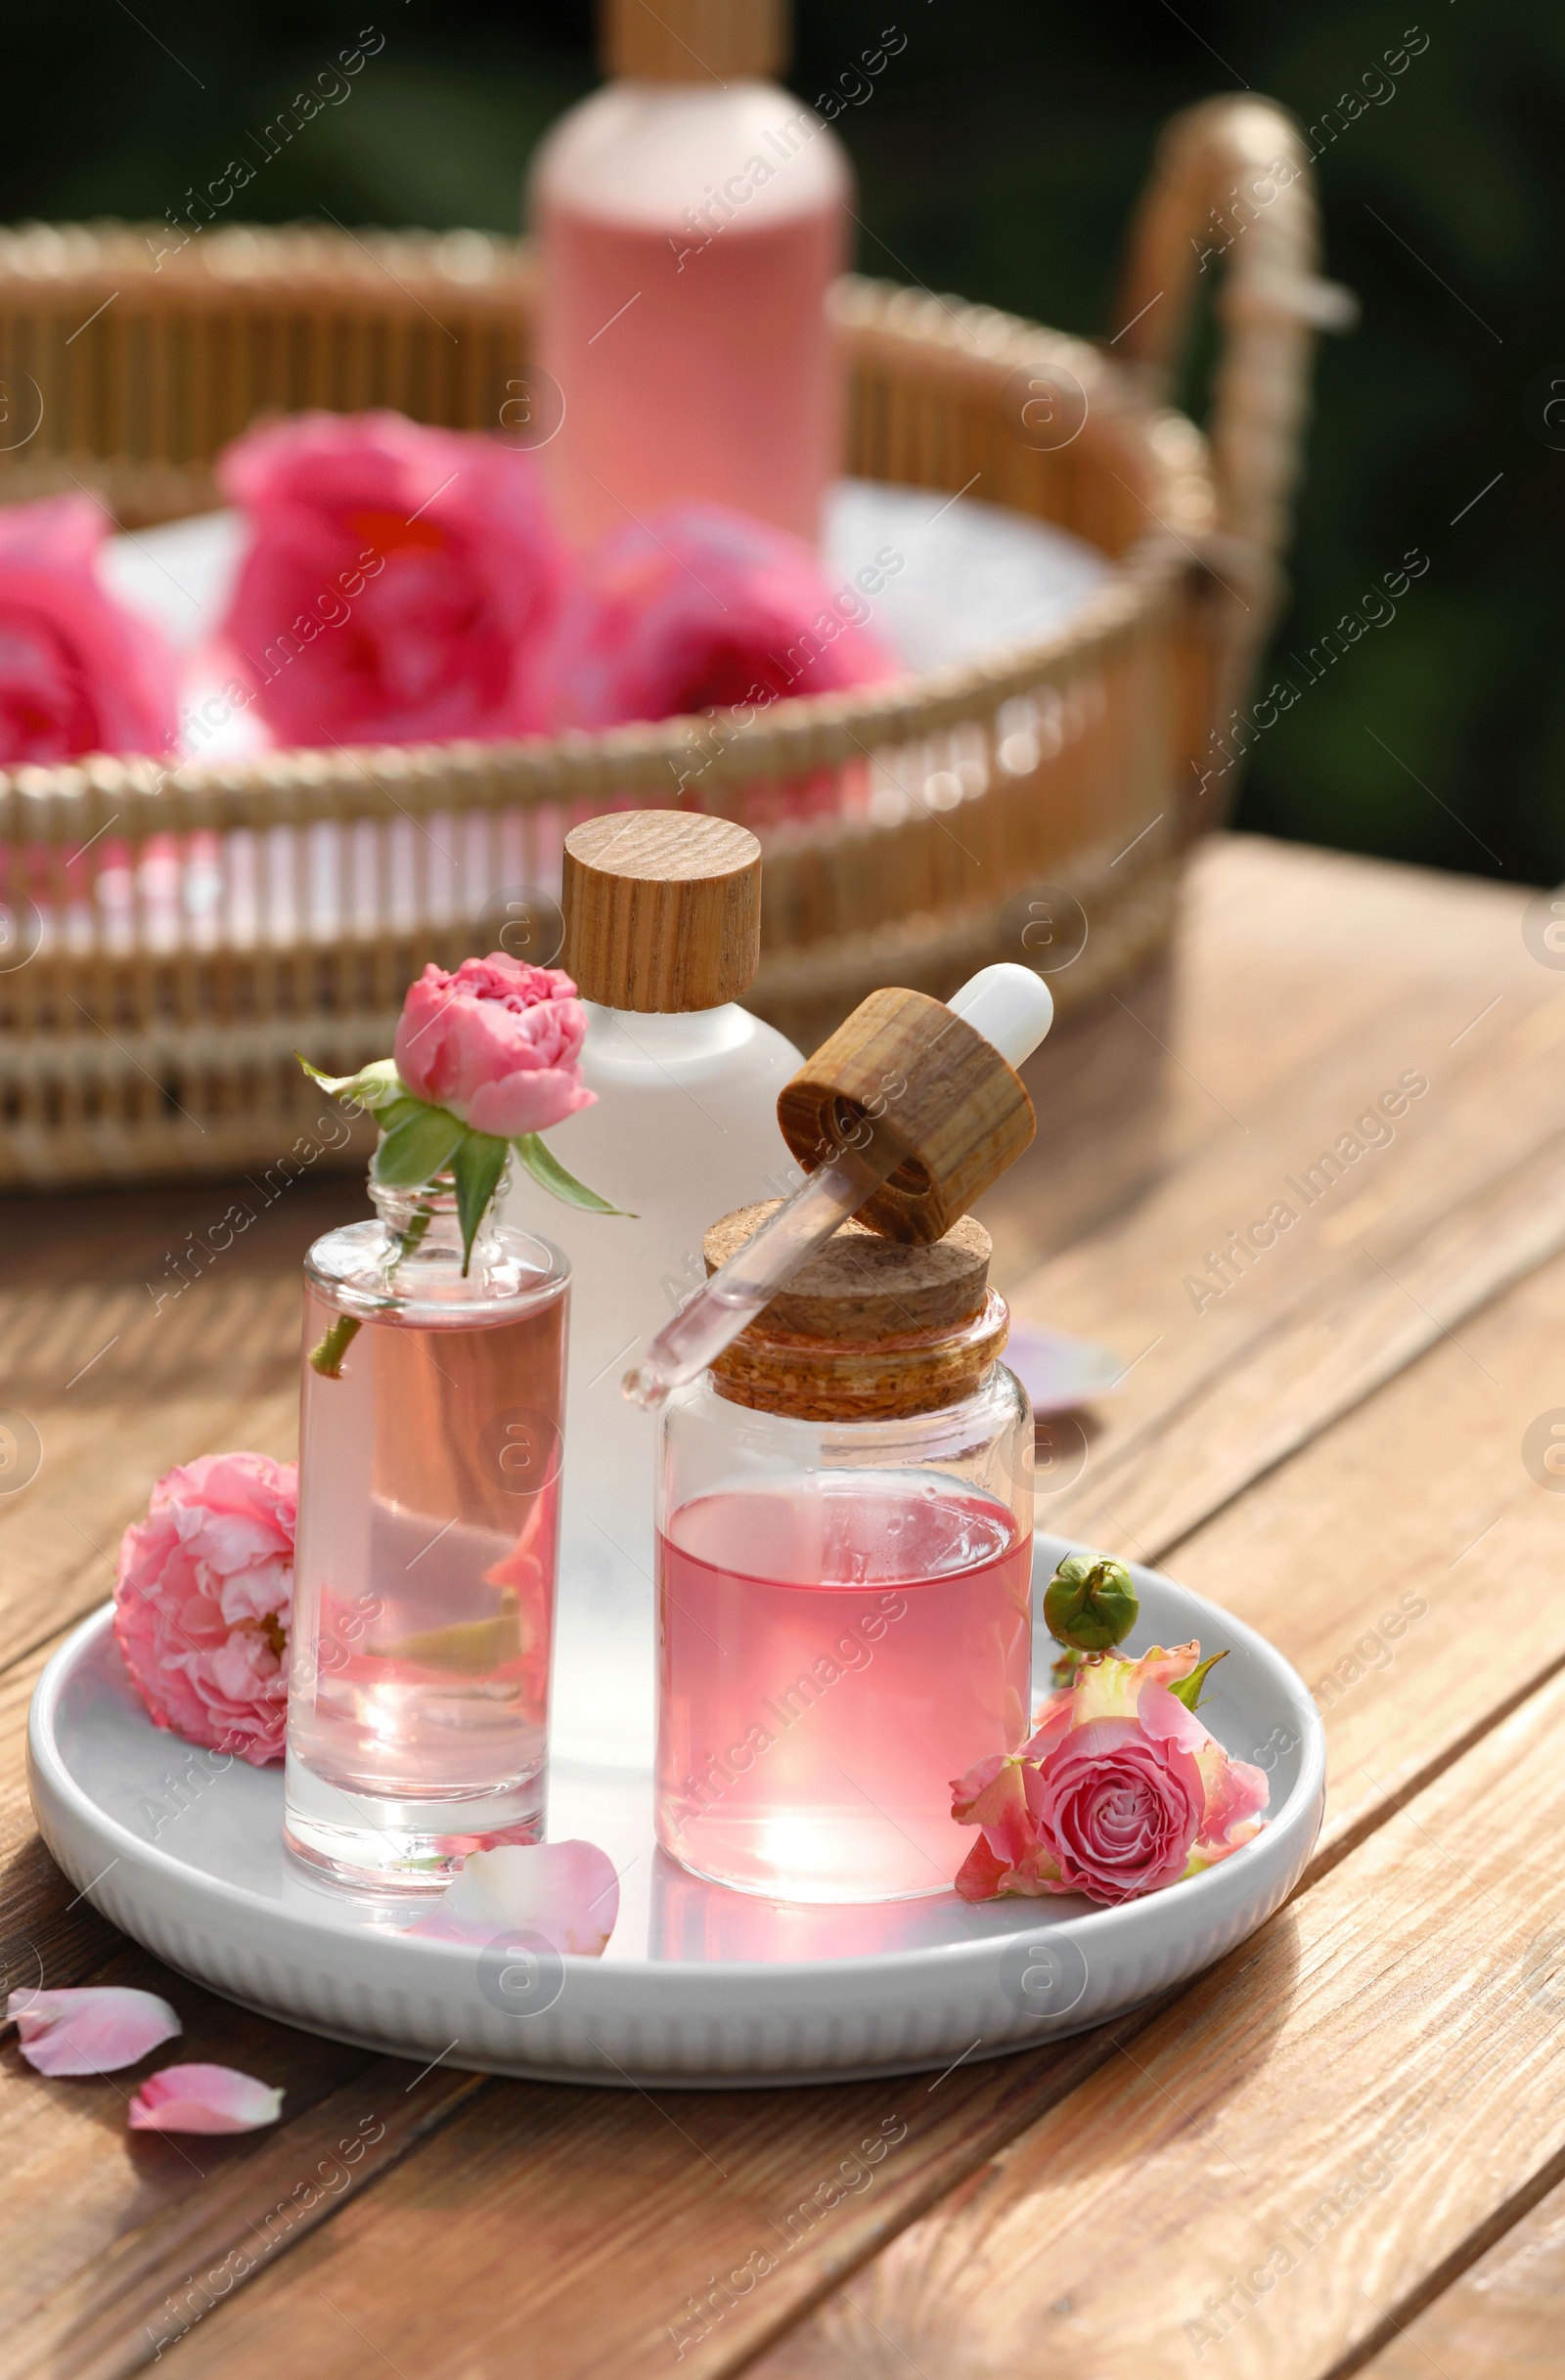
1358, 2170, 1565, 2379
117, 1210, 1565, 2380
1006, 843, 1565, 1563
1, 834, 1561, 2379
749, 1671, 1565, 2380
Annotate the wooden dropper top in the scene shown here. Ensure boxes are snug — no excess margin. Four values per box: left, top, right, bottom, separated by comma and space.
560, 810, 762, 1012
621, 964, 1051, 1407
775, 982, 1039, 1245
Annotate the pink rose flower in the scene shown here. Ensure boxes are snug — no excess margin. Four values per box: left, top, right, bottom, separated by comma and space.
0, 492, 179, 762
217, 410, 566, 746
952, 1641, 1270, 1907
548, 502, 899, 728
1030, 1711, 1205, 1903
393, 951, 594, 1138
112, 1452, 296, 1767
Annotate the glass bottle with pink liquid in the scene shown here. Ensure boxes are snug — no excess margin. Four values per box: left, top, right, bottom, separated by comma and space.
655, 1205, 1033, 1904
528, 0, 850, 548
286, 1168, 568, 1891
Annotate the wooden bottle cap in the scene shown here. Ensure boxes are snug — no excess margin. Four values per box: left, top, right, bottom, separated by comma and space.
701, 1204, 1007, 1421
776, 986, 1036, 1245
600, 0, 787, 82
560, 811, 762, 1012
702, 1204, 992, 1342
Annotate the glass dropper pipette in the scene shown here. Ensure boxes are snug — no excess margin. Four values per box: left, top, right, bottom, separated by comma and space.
621, 963, 1054, 1409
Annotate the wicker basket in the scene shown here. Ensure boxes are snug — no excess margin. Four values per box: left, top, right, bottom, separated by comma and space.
0, 96, 1337, 1189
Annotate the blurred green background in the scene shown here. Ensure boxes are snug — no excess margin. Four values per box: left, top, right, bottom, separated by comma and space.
4, 2, 1551, 881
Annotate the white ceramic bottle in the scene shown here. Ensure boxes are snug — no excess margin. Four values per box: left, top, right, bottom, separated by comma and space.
505, 812, 801, 1768
527, 0, 850, 548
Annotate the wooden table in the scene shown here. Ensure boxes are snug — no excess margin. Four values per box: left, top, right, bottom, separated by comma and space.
4, 832, 1564, 2380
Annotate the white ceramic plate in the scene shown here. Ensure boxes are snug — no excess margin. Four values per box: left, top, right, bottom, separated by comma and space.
26, 1537, 1323, 2089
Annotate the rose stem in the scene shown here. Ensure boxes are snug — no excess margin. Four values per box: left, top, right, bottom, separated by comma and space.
307, 1200, 435, 1378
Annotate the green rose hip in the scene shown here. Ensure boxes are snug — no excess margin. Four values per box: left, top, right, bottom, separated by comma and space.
1043, 1552, 1140, 1653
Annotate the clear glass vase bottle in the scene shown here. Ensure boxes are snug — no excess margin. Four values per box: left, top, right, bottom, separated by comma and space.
286, 1167, 569, 1891
655, 1208, 1034, 1904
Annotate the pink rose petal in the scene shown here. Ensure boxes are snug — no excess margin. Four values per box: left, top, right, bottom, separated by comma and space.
954, 1832, 1012, 1904
1004, 1323, 1126, 1414
7, 1985, 181, 2076
950, 1754, 1034, 1869
408, 1839, 619, 1956
127, 2062, 283, 2135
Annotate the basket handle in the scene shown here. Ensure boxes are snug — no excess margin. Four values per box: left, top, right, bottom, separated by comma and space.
1113, 95, 1355, 560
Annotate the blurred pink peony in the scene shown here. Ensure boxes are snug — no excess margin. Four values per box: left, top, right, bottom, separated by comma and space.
217, 410, 566, 746
548, 502, 899, 728
0, 493, 179, 762
952, 1642, 1269, 1907
393, 952, 594, 1139
112, 1453, 296, 1767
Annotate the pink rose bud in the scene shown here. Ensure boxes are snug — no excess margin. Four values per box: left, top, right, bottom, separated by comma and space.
548, 501, 899, 728
112, 1452, 297, 1768
217, 409, 567, 746
393, 952, 596, 1140
0, 492, 180, 763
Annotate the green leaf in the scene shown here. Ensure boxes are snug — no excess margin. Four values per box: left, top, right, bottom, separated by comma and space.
451, 1131, 509, 1274
372, 1095, 431, 1135
512, 1132, 634, 1216
1168, 1650, 1228, 1712
297, 1054, 407, 1113
372, 1103, 467, 1188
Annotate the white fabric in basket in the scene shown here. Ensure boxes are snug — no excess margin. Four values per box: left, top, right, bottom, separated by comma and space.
100, 481, 1111, 762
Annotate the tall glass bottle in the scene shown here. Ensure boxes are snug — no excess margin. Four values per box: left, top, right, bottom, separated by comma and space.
528, 0, 850, 547
286, 1167, 568, 1891
503, 811, 801, 1772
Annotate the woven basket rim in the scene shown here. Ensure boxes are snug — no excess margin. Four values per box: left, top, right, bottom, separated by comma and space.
0, 230, 1214, 832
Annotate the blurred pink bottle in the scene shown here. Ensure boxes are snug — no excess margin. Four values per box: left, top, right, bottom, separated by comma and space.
528, 0, 850, 549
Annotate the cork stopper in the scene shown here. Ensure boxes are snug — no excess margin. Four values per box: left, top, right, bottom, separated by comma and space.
600, 0, 787, 82
702, 1203, 1007, 1421
560, 810, 762, 1012
776, 987, 1036, 1245
703, 1204, 992, 1340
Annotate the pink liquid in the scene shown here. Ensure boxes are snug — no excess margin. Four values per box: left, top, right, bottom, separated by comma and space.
537, 198, 845, 548
657, 1475, 1032, 1902
287, 1268, 565, 1885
